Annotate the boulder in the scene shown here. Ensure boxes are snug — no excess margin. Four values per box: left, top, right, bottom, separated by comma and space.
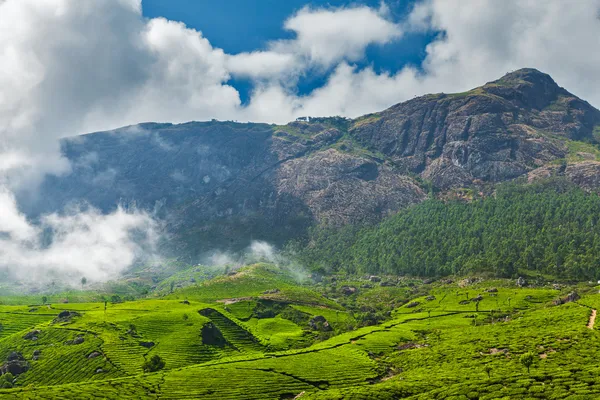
66, 336, 84, 345
54, 310, 81, 324
516, 277, 527, 287
1, 352, 29, 376
262, 289, 281, 295
139, 341, 156, 349
459, 300, 471, 305
309, 316, 332, 332
406, 302, 420, 308
88, 352, 102, 359
380, 281, 396, 287
368, 276, 381, 283
23, 330, 41, 340
459, 278, 479, 288
340, 286, 357, 296
485, 288, 498, 293
555, 292, 580, 305
566, 292, 580, 302
472, 295, 484, 302
426, 296, 436, 301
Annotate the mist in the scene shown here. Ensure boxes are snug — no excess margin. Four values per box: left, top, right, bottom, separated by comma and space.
0, 189, 159, 289
204, 241, 311, 283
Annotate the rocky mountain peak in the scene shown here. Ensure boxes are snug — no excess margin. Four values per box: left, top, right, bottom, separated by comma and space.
482, 68, 567, 110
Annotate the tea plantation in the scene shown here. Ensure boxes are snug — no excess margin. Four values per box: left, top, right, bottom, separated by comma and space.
1, 264, 600, 399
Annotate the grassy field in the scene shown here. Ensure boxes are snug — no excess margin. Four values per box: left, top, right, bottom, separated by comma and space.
0, 264, 600, 398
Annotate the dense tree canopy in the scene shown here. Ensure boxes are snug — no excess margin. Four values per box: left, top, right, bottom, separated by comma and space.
297, 179, 600, 280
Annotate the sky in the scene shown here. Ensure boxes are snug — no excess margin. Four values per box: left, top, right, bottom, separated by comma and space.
0, 0, 599, 285
141, 0, 434, 103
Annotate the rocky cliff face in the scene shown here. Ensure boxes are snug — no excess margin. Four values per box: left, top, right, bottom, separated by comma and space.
350, 68, 600, 189
24, 69, 600, 255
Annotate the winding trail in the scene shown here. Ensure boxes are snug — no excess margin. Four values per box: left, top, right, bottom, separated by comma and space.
587, 309, 597, 329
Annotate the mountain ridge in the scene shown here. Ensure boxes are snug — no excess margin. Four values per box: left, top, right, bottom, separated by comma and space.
24, 68, 600, 256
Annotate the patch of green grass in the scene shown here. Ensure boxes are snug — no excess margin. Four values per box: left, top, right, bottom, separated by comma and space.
246, 316, 306, 350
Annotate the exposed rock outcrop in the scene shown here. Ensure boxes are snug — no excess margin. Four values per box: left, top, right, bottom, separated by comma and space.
350, 69, 600, 189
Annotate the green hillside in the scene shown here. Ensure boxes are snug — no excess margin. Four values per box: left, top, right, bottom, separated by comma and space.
297, 179, 600, 280
1, 263, 600, 399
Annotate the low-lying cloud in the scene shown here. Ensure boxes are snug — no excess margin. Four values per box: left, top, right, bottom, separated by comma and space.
204, 241, 310, 283
0, 188, 158, 288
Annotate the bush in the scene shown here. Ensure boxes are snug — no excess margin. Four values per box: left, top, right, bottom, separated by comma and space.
0, 372, 15, 388
142, 355, 165, 373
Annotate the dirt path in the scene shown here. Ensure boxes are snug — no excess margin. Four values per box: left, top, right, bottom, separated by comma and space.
587, 309, 597, 329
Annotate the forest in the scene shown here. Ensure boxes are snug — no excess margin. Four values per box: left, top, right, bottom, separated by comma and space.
297, 179, 600, 280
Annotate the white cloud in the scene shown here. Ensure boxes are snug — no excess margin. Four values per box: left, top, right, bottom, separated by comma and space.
0, 189, 158, 286
226, 51, 298, 80
277, 5, 402, 68
226, 4, 402, 82
412, 0, 600, 103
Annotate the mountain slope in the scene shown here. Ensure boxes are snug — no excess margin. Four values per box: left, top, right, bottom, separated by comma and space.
350, 68, 600, 188
23, 68, 600, 256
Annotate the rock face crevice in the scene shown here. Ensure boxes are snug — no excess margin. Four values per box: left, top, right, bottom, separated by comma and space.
22, 69, 600, 255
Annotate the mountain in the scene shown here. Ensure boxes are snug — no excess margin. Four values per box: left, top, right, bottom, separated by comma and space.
24, 68, 600, 256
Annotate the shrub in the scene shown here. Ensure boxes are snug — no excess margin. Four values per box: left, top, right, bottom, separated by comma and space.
0, 372, 15, 388
142, 355, 166, 373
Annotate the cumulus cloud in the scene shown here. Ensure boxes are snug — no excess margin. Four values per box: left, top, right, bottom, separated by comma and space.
227, 4, 402, 82
407, 0, 600, 99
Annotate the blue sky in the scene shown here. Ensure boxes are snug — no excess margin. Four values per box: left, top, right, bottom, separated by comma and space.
142, 0, 435, 103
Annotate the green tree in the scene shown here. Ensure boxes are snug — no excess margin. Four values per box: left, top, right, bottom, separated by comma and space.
81, 277, 87, 289
484, 364, 492, 378
110, 294, 122, 304
0, 372, 14, 388
520, 352, 535, 374
142, 355, 165, 373
41, 296, 48, 305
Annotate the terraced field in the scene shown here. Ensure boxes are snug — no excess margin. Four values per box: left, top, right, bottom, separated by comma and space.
1, 265, 600, 398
